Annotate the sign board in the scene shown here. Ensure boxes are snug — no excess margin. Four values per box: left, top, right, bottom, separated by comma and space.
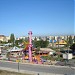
63, 53, 73, 59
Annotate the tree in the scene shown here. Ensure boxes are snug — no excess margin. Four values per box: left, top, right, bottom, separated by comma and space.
10, 33, 15, 47
68, 35, 73, 46
15, 40, 19, 46
67, 36, 69, 41
65, 36, 69, 47
39, 36, 41, 40
70, 43, 75, 54
6, 52, 10, 60
34, 40, 49, 48
25, 37, 29, 42
0, 40, 2, 44
8, 40, 11, 43
34, 37, 37, 41
45, 36, 49, 41
19, 39, 23, 44
51, 37, 54, 48
37, 46, 40, 50
74, 36, 75, 43
57, 37, 60, 49
54, 36, 55, 40
34, 41, 40, 48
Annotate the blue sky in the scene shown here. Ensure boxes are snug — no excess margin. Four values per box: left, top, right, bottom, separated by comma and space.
0, 0, 74, 37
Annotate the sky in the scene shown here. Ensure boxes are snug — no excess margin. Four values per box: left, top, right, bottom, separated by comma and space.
0, 0, 74, 37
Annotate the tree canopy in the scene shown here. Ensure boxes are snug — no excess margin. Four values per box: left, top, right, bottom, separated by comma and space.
74, 36, 75, 43
68, 35, 73, 45
70, 43, 75, 51
10, 33, 15, 47
33, 40, 49, 48
65, 36, 73, 47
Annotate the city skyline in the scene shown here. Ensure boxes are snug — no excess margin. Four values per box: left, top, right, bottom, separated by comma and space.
0, 0, 74, 37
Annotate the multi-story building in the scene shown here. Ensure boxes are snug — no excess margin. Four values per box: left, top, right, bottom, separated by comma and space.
19, 36, 26, 39
32, 36, 36, 40
34, 36, 40, 41
0, 35, 8, 42
33, 36, 42, 41
6, 36, 10, 42
0, 35, 5, 41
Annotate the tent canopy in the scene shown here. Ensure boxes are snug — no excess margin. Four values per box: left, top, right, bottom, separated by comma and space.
8, 46, 23, 52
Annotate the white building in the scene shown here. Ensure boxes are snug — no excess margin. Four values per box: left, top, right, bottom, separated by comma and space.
19, 36, 26, 39
32, 36, 36, 40
6, 36, 10, 42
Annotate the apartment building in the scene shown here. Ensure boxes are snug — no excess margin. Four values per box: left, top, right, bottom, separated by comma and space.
6, 36, 10, 41
19, 36, 26, 39
0, 35, 8, 42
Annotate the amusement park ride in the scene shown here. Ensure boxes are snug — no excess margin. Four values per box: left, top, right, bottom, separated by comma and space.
23, 31, 33, 62
28, 31, 32, 62
23, 31, 49, 64
23, 31, 42, 63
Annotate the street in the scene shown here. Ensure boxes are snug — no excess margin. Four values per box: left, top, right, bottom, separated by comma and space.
0, 61, 75, 75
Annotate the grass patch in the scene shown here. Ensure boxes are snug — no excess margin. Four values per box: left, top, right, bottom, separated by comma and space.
0, 70, 33, 75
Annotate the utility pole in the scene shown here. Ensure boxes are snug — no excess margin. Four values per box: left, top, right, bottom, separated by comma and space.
57, 37, 60, 50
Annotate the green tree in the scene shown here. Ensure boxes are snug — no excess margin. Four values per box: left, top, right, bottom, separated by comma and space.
54, 36, 55, 40
39, 36, 41, 40
37, 46, 40, 50
34, 37, 37, 41
15, 39, 24, 47
57, 37, 60, 49
70, 43, 75, 53
6, 52, 10, 60
68, 35, 73, 46
74, 36, 75, 43
8, 40, 11, 43
67, 36, 69, 41
34, 46, 40, 55
10, 33, 15, 47
45, 36, 49, 41
65, 36, 69, 47
34, 41, 40, 48
25, 37, 29, 42
15, 40, 19, 46
34, 40, 49, 48
0, 40, 2, 45
51, 37, 54, 48
19, 39, 23, 44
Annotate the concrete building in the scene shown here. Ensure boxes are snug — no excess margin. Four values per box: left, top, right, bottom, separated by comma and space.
19, 36, 26, 39
32, 36, 35, 40
35, 37, 40, 41
6, 36, 10, 42
0, 35, 7, 42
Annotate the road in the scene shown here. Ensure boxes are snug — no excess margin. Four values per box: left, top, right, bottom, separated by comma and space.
0, 61, 75, 75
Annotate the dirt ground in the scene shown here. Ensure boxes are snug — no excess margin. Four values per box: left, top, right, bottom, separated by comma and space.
0, 70, 33, 75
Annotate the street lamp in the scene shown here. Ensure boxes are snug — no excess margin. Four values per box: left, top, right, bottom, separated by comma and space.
18, 52, 20, 72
